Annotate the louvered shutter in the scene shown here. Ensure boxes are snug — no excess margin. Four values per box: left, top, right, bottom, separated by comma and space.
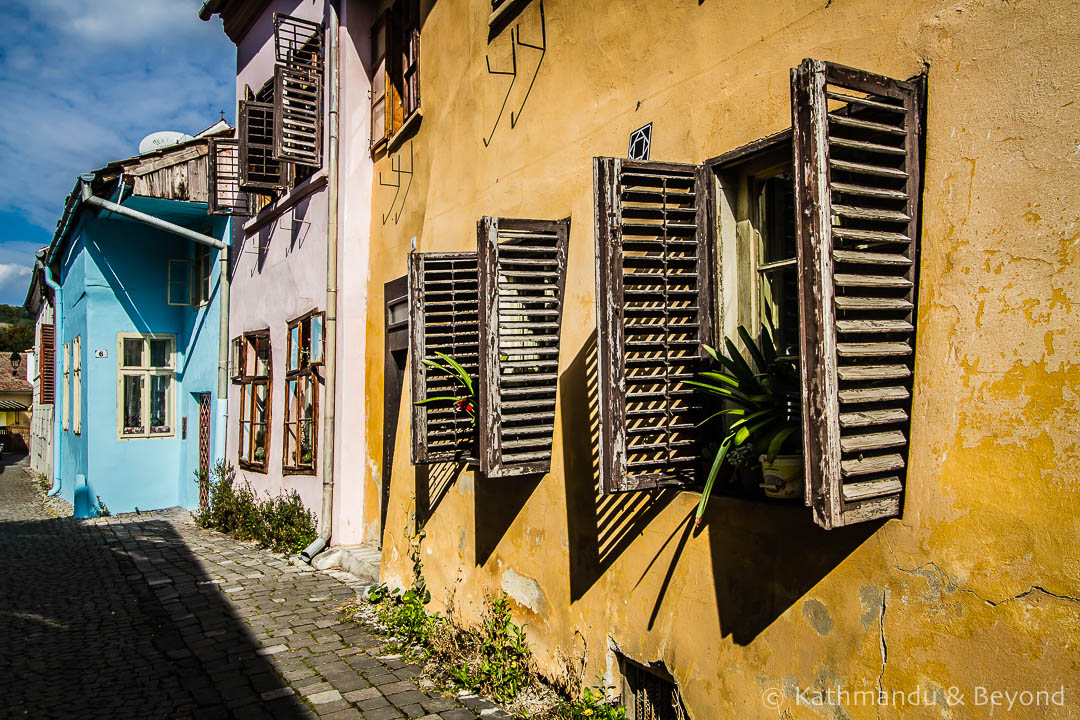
40, 324, 55, 404
273, 13, 323, 166
791, 59, 924, 529
477, 217, 569, 478
409, 252, 480, 464
238, 101, 285, 191
594, 158, 716, 494
207, 138, 248, 216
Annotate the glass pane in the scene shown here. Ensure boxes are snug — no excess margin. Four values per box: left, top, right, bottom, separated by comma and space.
253, 383, 268, 426
149, 339, 170, 368
285, 422, 297, 467
309, 315, 323, 363
252, 424, 267, 465
149, 375, 170, 432
244, 337, 256, 377
123, 338, 144, 368
299, 421, 314, 467
255, 336, 270, 377
758, 173, 800, 357
239, 421, 251, 461
289, 324, 300, 371
286, 379, 297, 421
123, 375, 144, 434
300, 376, 314, 421
387, 298, 408, 326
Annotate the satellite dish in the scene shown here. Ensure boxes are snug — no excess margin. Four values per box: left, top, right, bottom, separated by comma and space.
138, 131, 195, 155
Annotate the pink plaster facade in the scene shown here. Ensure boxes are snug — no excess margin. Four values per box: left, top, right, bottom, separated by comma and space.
225, 0, 374, 544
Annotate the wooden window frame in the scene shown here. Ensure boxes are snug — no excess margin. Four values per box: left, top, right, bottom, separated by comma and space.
282, 310, 323, 474
116, 333, 177, 440
62, 342, 70, 432
370, 0, 421, 152
238, 99, 287, 192
235, 330, 272, 472
477, 216, 570, 477
272, 13, 324, 167
39, 323, 55, 404
194, 244, 213, 308
167, 259, 193, 306
72, 335, 81, 436
207, 138, 249, 216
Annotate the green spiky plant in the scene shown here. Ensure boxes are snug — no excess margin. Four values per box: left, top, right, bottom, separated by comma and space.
413, 350, 477, 424
683, 325, 802, 528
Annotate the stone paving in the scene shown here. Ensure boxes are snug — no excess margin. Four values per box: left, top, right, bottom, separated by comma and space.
0, 465, 499, 719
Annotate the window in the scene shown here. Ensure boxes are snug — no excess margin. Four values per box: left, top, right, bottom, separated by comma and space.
39, 324, 54, 404
167, 259, 193, 306
117, 334, 176, 438
72, 335, 81, 435
62, 343, 70, 431
194, 244, 212, 307
409, 217, 570, 476
371, 0, 421, 150
283, 310, 323, 473
592, 59, 925, 530
208, 138, 249, 216
233, 331, 271, 471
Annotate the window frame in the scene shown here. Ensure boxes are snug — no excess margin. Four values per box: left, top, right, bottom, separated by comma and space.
72, 335, 82, 436
282, 310, 323, 474
62, 342, 70, 431
167, 259, 193, 306
193, 244, 212, 308
39, 323, 55, 404
115, 333, 177, 440
370, 0, 422, 152
234, 330, 272, 472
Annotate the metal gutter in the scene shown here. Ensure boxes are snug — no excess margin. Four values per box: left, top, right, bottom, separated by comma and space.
302, 0, 340, 564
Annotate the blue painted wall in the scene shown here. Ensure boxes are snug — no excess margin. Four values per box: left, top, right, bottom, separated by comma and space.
55, 198, 229, 516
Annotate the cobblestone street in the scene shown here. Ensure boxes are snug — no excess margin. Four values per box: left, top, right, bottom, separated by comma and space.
0, 465, 491, 720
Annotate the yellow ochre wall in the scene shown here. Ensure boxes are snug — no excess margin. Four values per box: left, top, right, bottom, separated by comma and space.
360, 1, 1080, 717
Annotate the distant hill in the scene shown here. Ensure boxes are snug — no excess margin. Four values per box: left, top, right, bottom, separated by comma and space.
0, 305, 34, 353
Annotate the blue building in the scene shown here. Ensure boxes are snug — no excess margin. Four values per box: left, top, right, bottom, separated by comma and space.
27, 127, 234, 517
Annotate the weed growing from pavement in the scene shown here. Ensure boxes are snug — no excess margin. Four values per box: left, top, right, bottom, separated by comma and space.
94, 495, 110, 517
195, 461, 317, 554
36, 473, 50, 495
343, 528, 627, 719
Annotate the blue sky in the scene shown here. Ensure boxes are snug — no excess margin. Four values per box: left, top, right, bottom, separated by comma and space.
0, 0, 235, 306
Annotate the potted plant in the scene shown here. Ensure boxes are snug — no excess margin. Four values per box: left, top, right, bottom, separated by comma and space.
683, 325, 803, 528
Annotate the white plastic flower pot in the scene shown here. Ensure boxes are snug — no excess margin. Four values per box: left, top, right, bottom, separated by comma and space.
759, 454, 804, 500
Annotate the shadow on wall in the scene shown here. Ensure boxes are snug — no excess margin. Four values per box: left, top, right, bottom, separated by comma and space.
415, 460, 463, 529
561, 330, 880, 645
0, 514, 309, 717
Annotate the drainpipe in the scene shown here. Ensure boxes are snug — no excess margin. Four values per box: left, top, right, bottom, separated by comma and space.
302, 0, 340, 563
37, 259, 62, 497
80, 189, 228, 251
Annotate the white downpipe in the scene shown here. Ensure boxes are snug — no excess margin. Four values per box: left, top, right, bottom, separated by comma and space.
302, 0, 340, 564
38, 260, 62, 497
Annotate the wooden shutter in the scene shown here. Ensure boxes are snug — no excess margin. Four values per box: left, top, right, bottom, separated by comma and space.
207, 138, 248, 215
477, 217, 569, 478
594, 158, 716, 494
370, 13, 389, 149
272, 13, 323, 166
238, 100, 285, 191
409, 252, 480, 464
40, 324, 55, 404
791, 58, 924, 529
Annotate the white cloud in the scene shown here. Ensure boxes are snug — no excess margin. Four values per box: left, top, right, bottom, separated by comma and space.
0, 263, 33, 304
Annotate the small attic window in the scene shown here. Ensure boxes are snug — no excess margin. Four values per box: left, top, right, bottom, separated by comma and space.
621, 659, 690, 720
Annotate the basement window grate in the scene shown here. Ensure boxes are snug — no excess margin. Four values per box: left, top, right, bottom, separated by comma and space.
622, 660, 690, 720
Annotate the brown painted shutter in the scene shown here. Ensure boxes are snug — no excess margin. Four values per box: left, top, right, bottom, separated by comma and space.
477, 217, 569, 478
272, 13, 323, 166
791, 58, 924, 529
370, 13, 389, 149
594, 157, 716, 494
207, 138, 248, 215
40, 324, 55, 404
409, 252, 480, 464
238, 100, 285, 191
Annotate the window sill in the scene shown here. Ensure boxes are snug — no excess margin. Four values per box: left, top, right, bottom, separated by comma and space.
283, 466, 317, 476
386, 109, 422, 155
243, 169, 328, 235
238, 462, 269, 474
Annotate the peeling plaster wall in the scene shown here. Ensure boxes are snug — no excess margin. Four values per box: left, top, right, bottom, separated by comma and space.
363, 1, 1080, 717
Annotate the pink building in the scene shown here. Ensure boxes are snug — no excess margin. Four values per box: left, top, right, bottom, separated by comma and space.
201, 0, 377, 548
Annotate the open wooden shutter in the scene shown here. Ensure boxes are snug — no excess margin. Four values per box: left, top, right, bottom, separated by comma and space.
477, 217, 569, 478
370, 13, 389, 149
207, 138, 248, 215
791, 58, 924, 529
238, 100, 285, 191
409, 252, 480, 464
40, 324, 55, 404
272, 13, 323, 166
594, 158, 716, 494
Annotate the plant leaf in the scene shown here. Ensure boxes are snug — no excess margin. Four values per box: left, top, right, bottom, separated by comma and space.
695, 437, 732, 528
737, 325, 769, 374
414, 395, 464, 405
698, 371, 740, 388
695, 408, 746, 427
433, 351, 474, 395
765, 424, 799, 462
702, 344, 720, 362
